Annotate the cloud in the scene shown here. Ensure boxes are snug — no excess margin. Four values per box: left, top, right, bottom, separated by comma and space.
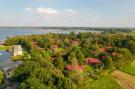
25, 7, 78, 17
132, 9, 135, 12
36, 8, 60, 16
25, 8, 33, 12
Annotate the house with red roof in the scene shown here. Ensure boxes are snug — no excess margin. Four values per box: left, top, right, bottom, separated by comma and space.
110, 52, 117, 56
66, 65, 84, 72
106, 46, 113, 49
100, 46, 113, 53
53, 45, 58, 49
102, 55, 107, 60
85, 58, 99, 64
100, 47, 106, 52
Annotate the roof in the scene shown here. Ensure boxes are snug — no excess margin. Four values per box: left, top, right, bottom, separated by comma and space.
72, 40, 79, 45
13, 45, 22, 53
85, 58, 99, 64
66, 65, 84, 72
100, 47, 106, 52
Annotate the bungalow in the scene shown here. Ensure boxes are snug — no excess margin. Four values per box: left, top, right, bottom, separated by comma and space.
53, 45, 58, 49
90, 50, 97, 54
32, 42, 39, 46
85, 58, 99, 64
102, 55, 107, 60
100, 46, 113, 52
0, 40, 5, 45
12, 45, 22, 56
110, 52, 117, 56
106, 46, 113, 49
66, 65, 84, 72
58, 38, 62, 43
100, 47, 106, 52
72, 40, 79, 46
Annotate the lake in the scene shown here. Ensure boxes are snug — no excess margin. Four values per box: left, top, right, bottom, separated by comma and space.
0, 51, 13, 68
0, 27, 100, 40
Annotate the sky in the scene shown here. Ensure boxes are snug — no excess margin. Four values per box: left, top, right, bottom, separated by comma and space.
0, 0, 135, 27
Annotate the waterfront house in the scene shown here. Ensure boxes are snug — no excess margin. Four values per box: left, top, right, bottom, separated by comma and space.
12, 45, 22, 56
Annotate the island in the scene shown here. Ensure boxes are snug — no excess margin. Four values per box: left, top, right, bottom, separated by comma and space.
0, 30, 135, 89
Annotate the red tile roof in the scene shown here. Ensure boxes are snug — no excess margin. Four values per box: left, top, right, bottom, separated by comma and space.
110, 52, 117, 56
102, 55, 107, 60
90, 50, 97, 54
106, 46, 113, 49
100, 47, 106, 52
85, 58, 99, 64
66, 65, 84, 72
53, 45, 58, 49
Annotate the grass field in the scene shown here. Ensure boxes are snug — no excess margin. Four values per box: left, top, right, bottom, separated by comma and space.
131, 60, 135, 67
119, 60, 135, 75
0, 46, 12, 51
84, 75, 123, 89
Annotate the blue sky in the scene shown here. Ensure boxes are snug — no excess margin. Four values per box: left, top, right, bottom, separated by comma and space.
0, 0, 135, 27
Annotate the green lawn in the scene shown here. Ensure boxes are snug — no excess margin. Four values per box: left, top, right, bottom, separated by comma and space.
119, 64, 135, 76
79, 75, 123, 89
0, 46, 12, 50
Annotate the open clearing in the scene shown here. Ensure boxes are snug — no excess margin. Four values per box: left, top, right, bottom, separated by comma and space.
112, 70, 135, 89
131, 60, 135, 67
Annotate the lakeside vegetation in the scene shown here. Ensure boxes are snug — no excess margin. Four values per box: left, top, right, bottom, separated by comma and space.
0, 71, 4, 85
1, 30, 135, 89
0, 46, 12, 51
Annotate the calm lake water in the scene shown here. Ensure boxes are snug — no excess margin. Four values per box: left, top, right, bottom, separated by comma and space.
0, 27, 100, 40
0, 51, 13, 68
0, 27, 100, 68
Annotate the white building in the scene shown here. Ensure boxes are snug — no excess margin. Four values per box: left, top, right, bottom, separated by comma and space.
12, 45, 22, 56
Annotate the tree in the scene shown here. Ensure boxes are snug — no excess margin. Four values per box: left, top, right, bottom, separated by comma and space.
54, 54, 64, 71
104, 56, 113, 69
113, 53, 125, 68
0, 71, 4, 85
126, 40, 135, 54
76, 50, 84, 64
19, 77, 51, 89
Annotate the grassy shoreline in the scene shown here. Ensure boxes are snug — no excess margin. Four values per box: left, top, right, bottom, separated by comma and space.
0, 46, 12, 51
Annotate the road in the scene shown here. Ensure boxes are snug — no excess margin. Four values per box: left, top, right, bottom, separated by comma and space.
112, 70, 135, 89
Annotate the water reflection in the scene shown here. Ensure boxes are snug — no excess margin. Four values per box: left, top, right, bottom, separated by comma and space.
0, 51, 15, 68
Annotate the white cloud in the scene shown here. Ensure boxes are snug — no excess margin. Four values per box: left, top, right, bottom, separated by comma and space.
36, 8, 60, 16
25, 8, 33, 12
21, 7, 135, 27
25, 7, 78, 17
131, 9, 135, 12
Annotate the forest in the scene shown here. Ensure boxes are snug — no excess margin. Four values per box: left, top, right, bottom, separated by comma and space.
1, 30, 135, 89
